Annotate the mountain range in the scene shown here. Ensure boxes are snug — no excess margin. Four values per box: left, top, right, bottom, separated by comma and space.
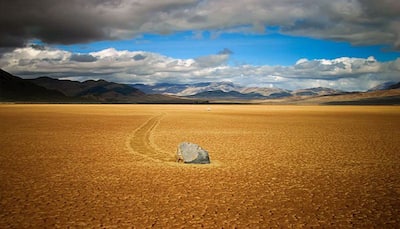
0, 69, 194, 103
28, 77, 145, 102
132, 81, 348, 100
132, 81, 400, 104
0, 69, 71, 102
131, 82, 345, 99
368, 81, 400, 91
1, 68, 399, 104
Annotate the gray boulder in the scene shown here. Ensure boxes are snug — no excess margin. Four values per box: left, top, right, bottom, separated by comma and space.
176, 142, 210, 164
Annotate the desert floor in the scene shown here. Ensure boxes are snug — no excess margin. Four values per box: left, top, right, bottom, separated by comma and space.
0, 104, 399, 228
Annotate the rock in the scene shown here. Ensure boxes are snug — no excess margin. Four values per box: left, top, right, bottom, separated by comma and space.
176, 142, 210, 164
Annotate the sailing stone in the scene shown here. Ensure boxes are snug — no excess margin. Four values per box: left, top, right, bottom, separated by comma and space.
176, 142, 210, 164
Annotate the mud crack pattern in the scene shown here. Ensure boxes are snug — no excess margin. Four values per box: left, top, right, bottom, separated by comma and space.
128, 113, 174, 163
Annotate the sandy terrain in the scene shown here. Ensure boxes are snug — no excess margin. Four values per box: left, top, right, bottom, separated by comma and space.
1, 104, 399, 228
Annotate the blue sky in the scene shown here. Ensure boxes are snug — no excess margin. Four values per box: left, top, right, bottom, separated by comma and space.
56, 30, 399, 66
1, 0, 400, 91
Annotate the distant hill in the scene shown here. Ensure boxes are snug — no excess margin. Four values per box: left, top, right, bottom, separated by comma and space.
132, 81, 293, 99
240, 87, 292, 98
0, 69, 199, 103
132, 82, 211, 95
292, 87, 344, 97
2, 68, 399, 104
29, 77, 145, 102
281, 89, 400, 105
179, 82, 400, 105
132, 81, 241, 96
388, 82, 400, 90
188, 90, 267, 100
0, 69, 71, 102
368, 81, 400, 91
131, 82, 348, 100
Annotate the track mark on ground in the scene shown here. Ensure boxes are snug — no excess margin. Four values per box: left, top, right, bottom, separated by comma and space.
128, 114, 174, 163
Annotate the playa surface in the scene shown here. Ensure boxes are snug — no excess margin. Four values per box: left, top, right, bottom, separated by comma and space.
1, 104, 399, 227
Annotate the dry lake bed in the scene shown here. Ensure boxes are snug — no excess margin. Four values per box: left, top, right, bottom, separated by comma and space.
0, 104, 399, 227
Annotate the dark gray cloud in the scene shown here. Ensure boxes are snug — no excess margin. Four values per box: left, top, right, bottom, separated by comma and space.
70, 54, 97, 62
133, 54, 146, 61
0, 0, 399, 50
30, 44, 46, 51
0, 0, 198, 50
0, 0, 109, 47
280, 0, 400, 48
218, 48, 233, 55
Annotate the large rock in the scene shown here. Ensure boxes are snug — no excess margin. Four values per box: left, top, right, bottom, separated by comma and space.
176, 142, 210, 164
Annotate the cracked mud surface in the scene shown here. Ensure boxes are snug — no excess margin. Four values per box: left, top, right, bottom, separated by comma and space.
1, 104, 399, 227
128, 113, 174, 163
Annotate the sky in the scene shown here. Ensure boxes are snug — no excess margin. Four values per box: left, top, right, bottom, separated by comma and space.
0, 0, 400, 91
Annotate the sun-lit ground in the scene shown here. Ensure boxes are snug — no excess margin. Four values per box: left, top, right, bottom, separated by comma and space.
0, 104, 399, 227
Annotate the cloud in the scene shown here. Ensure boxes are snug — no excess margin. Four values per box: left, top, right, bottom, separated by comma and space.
30, 44, 47, 51
133, 54, 146, 61
0, 0, 399, 50
70, 54, 97, 62
280, 0, 400, 48
195, 48, 232, 67
291, 56, 381, 78
1, 46, 399, 91
218, 48, 233, 55
195, 55, 229, 68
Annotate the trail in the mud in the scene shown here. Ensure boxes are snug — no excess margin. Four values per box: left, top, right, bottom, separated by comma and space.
129, 114, 174, 162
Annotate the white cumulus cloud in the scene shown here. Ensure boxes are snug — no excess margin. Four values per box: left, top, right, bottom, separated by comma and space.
1, 46, 399, 91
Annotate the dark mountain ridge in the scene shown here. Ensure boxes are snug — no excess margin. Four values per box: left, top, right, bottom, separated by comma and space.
0, 69, 71, 102
0, 69, 195, 103
387, 82, 400, 90
368, 81, 400, 91
29, 77, 145, 102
